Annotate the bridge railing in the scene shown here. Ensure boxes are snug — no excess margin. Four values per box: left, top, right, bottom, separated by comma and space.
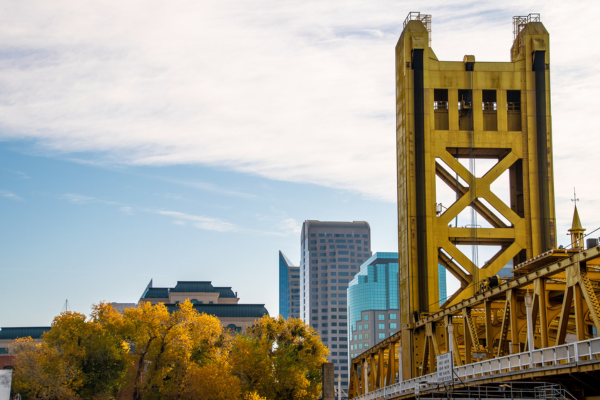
354, 336, 600, 400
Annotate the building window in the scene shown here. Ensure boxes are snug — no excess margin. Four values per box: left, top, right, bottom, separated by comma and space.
364, 315, 369, 321
358, 334, 363, 340
359, 343, 363, 349
191, 299, 198, 304
378, 314, 385, 320
364, 333, 369, 339
389, 313, 397, 320
378, 324, 385, 330
358, 325, 362, 331
390, 323, 397, 329
378, 333, 385, 339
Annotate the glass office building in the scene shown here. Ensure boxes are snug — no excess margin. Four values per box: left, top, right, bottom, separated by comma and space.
439, 263, 447, 306
279, 251, 300, 319
347, 252, 399, 359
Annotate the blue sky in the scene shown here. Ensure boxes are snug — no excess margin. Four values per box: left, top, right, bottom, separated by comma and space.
0, 145, 398, 325
2, 0, 600, 326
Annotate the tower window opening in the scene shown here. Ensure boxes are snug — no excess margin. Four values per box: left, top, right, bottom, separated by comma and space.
434, 89, 449, 130
458, 89, 473, 130
482, 90, 497, 110
507, 90, 522, 131
482, 90, 498, 131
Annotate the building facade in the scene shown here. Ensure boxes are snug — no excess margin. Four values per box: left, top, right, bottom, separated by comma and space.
347, 253, 399, 360
0, 327, 50, 369
300, 220, 371, 393
137, 280, 269, 331
279, 251, 300, 319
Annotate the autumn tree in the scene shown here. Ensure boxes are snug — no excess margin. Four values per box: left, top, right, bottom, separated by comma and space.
122, 299, 240, 400
10, 337, 80, 399
11, 303, 327, 400
11, 304, 131, 399
230, 316, 329, 400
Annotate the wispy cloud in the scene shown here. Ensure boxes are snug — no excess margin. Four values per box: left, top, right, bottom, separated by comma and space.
154, 177, 256, 199
280, 218, 302, 235
120, 206, 133, 215
61, 192, 241, 233
151, 210, 239, 232
0, 0, 598, 245
63, 193, 96, 204
1, 191, 23, 201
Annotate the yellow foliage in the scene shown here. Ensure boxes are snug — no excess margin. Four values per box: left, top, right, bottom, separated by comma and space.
123, 300, 230, 400
231, 315, 329, 400
11, 303, 327, 400
11, 337, 81, 399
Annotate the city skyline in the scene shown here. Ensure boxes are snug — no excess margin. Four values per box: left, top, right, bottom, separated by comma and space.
2, 1, 599, 329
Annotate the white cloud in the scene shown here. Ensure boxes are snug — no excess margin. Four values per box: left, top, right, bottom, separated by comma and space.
152, 210, 239, 232
1, 0, 599, 238
120, 206, 133, 215
63, 193, 96, 204
152, 177, 255, 199
1, 191, 23, 201
281, 218, 302, 235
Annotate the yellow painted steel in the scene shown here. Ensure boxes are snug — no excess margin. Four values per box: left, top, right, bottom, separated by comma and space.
345, 14, 600, 398
394, 14, 554, 382
349, 245, 600, 398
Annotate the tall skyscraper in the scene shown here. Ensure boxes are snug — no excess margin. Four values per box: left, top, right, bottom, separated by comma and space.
300, 220, 371, 393
347, 253, 399, 360
279, 251, 300, 319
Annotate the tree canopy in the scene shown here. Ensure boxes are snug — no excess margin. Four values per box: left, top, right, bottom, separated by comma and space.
10, 302, 327, 400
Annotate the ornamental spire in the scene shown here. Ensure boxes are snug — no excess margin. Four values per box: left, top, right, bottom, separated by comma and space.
569, 188, 585, 249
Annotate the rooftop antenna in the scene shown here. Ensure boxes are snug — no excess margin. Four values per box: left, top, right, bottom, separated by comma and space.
62, 299, 70, 313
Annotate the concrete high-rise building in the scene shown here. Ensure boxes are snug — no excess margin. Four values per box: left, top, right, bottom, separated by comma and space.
279, 251, 300, 319
300, 220, 371, 393
347, 253, 399, 360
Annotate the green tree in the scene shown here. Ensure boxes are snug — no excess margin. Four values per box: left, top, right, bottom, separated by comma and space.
230, 316, 329, 400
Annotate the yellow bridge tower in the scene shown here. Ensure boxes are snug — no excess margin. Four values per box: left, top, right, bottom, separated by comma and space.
396, 12, 555, 379
349, 15, 600, 399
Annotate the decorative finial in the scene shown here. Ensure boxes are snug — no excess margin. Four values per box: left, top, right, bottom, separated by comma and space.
571, 187, 579, 207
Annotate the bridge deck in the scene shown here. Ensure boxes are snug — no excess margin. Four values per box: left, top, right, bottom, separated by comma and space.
354, 337, 600, 400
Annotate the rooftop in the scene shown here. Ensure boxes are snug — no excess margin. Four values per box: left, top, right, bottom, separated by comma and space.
0, 327, 51, 340
141, 280, 237, 300
165, 303, 268, 318
304, 220, 370, 230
